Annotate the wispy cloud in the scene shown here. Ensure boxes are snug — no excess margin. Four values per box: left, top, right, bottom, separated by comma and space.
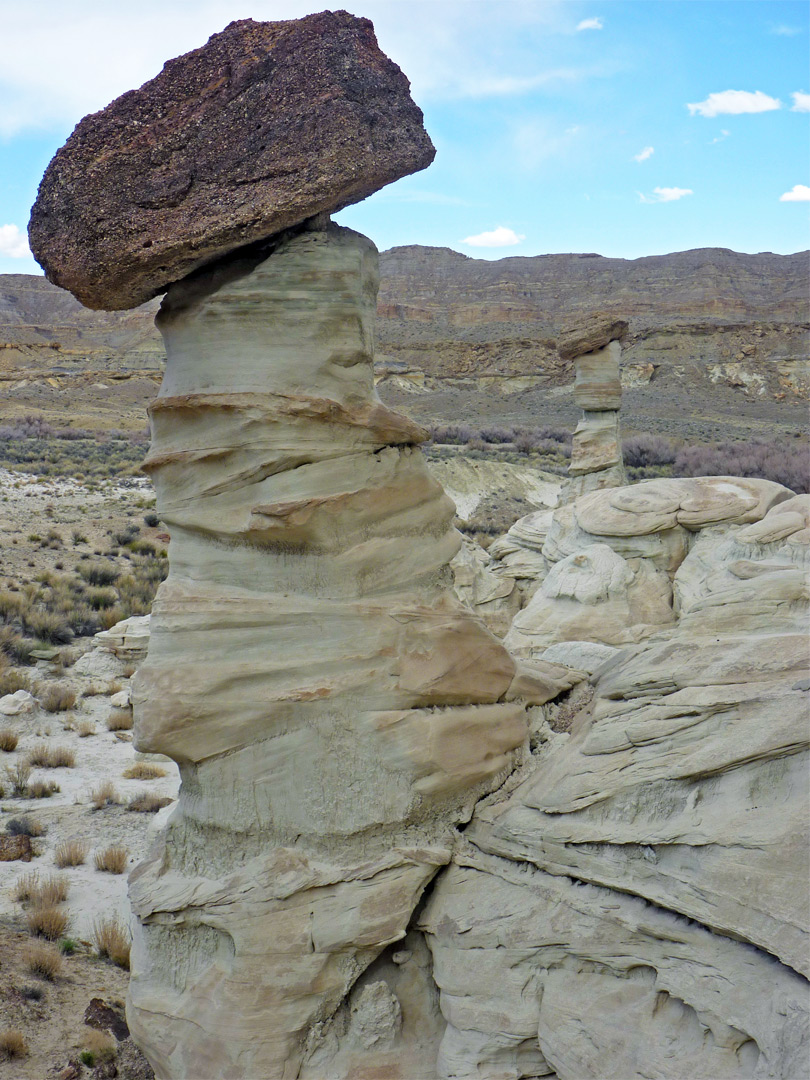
638, 187, 693, 204
463, 226, 525, 247
780, 185, 810, 202
576, 17, 603, 31
770, 24, 803, 36
633, 146, 654, 162
791, 91, 810, 112
512, 118, 584, 171
687, 90, 782, 117
711, 129, 730, 144
0, 224, 31, 258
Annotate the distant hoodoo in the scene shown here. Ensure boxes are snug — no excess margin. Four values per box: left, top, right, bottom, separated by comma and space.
27, 11, 435, 310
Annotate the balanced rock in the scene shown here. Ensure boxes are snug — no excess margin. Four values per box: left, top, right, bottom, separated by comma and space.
28, 12, 435, 310
557, 310, 628, 362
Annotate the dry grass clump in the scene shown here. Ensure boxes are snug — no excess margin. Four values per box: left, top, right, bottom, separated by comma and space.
25, 940, 63, 980
80, 1027, 116, 1066
38, 683, 77, 713
0, 728, 19, 752
54, 839, 87, 867
28, 778, 60, 798
123, 762, 167, 780
12, 871, 40, 903
0, 1028, 28, 1059
0, 668, 30, 696
27, 905, 68, 940
93, 918, 130, 969
106, 708, 133, 732
127, 792, 171, 814
27, 743, 76, 768
90, 780, 121, 810
77, 719, 96, 737
6, 759, 31, 795
94, 845, 128, 874
37, 875, 69, 906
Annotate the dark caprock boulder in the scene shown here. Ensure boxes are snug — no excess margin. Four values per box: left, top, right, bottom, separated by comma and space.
28, 11, 435, 310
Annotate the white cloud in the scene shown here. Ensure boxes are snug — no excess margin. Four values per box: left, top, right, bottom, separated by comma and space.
0, 0, 587, 135
771, 24, 802, 36
638, 187, 693, 204
0, 224, 31, 258
791, 91, 810, 112
576, 17, 603, 31
711, 129, 730, 144
779, 185, 810, 202
633, 146, 654, 162
687, 90, 782, 117
463, 226, 525, 247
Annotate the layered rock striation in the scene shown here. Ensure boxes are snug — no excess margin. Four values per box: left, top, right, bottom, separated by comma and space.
421, 486, 809, 1080
126, 221, 551, 1078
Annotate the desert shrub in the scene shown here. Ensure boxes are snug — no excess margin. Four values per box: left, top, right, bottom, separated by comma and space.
129, 539, 156, 556
7, 759, 31, 796
26, 940, 62, 980
86, 586, 118, 610
673, 439, 809, 493
0, 729, 19, 752
127, 792, 171, 813
77, 720, 96, 737
143, 512, 160, 527
6, 816, 43, 837
21, 610, 73, 645
59, 937, 78, 955
0, 1028, 28, 1059
90, 781, 121, 810
54, 839, 87, 867
77, 562, 120, 587
123, 762, 167, 780
0, 628, 36, 665
479, 425, 516, 444
0, 590, 23, 620
94, 845, 128, 874
38, 683, 77, 713
28, 779, 59, 798
93, 918, 131, 968
107, 709, 133, 732
71, 530, 88, 545
81, 1028, 116, 1065
27, 905, 68, 940
623, 434, 677, 468
0, 666, 31, 694
429, 423, 476, 445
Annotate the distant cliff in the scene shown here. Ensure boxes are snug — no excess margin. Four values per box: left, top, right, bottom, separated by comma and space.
1, 245, 807, 405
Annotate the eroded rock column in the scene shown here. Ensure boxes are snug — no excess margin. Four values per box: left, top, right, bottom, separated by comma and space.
127, 221, 530, 1078
559, 312, 629, 502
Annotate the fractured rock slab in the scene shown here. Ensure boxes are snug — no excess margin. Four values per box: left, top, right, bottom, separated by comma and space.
28, 13, 435, 310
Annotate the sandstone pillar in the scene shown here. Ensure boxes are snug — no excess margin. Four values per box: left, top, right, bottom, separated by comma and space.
559, 313, 629, 502
127, 221, 529, 1079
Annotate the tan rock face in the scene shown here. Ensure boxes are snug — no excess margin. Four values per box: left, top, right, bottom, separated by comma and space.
128, 223, 527, 1079
572, 340, 622, 410
28, 13, 435, 310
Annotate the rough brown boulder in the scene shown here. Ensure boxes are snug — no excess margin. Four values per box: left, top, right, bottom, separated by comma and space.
28, 12, 435, 310
557, 310, 629, 360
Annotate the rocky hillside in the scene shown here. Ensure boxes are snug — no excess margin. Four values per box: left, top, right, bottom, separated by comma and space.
1, 246, 807, 439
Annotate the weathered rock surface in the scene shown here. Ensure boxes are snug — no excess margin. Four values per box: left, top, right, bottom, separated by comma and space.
571, 340, 622, 410
557, 311, 628, 363
28, 13, 434, 310
420, 480, 809, 1079
128, 222, 531, 1079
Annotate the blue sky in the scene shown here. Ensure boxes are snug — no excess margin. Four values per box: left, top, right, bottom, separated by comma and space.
0, 0, 807, 279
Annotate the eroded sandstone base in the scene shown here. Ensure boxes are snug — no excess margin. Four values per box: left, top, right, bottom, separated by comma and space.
127, 222, 532, 1079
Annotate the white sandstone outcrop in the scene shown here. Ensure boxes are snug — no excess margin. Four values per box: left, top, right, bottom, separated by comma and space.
127, 222, 540, 1079
421, 481, 809, 1079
